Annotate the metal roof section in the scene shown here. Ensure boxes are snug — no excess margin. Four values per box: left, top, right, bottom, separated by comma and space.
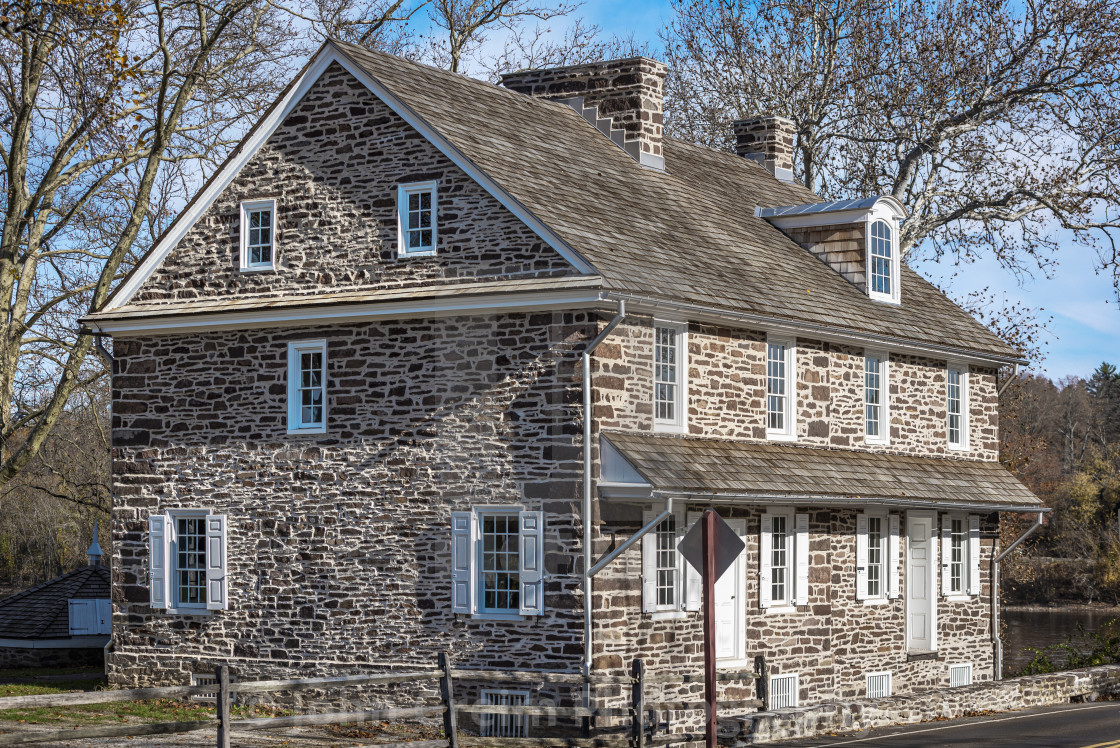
756, 195, 908, 220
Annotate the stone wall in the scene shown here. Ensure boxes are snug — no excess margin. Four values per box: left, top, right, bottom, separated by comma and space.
108, 311, 593, 688
731, 664, 1120, 745
131, 63, 574, 307
0, 646, 104, 670
591, 316, 1000, 462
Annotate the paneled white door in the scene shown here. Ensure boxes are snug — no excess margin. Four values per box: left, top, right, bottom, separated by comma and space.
906, 512, 937, 651
715, 518, 747, 665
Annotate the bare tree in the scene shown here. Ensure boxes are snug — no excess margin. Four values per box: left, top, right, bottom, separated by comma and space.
663, 0, 1120, 295
0, 0, 300, 486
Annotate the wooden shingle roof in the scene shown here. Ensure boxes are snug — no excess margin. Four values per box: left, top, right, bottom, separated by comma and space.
603, 432, 1042, 510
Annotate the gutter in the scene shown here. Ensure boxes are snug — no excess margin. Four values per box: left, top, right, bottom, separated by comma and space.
582, 300, 626, 704
992, 510, 1045, 680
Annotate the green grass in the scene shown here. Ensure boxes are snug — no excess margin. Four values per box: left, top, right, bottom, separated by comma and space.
0, 681, 102, 699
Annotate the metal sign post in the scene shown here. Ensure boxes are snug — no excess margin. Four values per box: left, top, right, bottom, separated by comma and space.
679, 508, 745, 748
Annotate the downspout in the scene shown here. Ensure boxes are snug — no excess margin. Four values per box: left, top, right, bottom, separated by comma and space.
992, 510, 1045, 680
582, 300, 626, 706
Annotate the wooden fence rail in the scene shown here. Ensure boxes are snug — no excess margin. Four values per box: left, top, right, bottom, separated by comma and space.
0, 653, 766, 747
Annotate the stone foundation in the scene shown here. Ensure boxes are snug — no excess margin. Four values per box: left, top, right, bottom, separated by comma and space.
731, 665, 1120, 745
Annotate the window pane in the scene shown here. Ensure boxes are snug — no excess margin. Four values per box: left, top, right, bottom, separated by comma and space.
947, 369, 962, 444
867, 516, 882, 598
246, 208, 272, 266
654, 326, 679, 423
767, 343, 787, 431
865, 356, 881, 437
951, 518, 964, 593
480, 514, 520, 612
655, 516, 677, 607
175, 517, 207, 606
870, 220, 892, 295
771, 515, 788, 603
296, 347, 325, 428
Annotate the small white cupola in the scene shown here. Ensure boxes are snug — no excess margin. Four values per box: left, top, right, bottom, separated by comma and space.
87, 520, 104, 567
757, 196, 907, 303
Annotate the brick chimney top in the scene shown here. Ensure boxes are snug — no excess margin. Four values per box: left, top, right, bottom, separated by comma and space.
501, 57, 668, 171
732, 116, 796, 182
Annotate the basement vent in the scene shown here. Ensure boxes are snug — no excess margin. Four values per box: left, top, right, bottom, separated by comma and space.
866, 671, 892, 699
480, 689, 529, 738
768, 673, 798, 710
190, 673, 216, 703
950, 663, 973, 687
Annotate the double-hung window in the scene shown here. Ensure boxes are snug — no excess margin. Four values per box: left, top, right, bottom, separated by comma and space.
287, 340, 327, 434
867, 218, 899, 304
397, 181, 437, 256
941, 514, 981, 597
148, 511, 228, 613
653, 322, 687, 432
856, 511, 899, 602
864, 353, 889, 444
239, 200, 276, 271
451, 507, 544, 617
947, 365, 968, 450
766, 338, 796, 440
641, 509, 700, 615
759, 510, 808, 609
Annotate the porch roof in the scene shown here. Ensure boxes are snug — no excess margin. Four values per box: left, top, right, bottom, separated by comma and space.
600, 432, 1044, 512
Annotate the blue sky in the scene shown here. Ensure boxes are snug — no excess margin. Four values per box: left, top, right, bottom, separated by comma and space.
573, 0, 1119, 379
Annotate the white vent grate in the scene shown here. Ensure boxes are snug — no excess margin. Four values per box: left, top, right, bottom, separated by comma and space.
480, 689, 529, 738
950, 663, 973, 688
866, 672, 892, 699
768, 673, 798, 710
190, 673, 216, 703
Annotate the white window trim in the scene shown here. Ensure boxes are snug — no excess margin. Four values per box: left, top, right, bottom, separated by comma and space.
865, 207, 900, 305
864, 352, 890, 445
946, 363, 969, 451
239, 199, 277, 272
397, 180, 438, 257
642, 508, 689, 614
474, 505, 526, 619
765, 337, 796, 441
653, 320, 688, 434
760, 508, 807, 611
160, 508, 221, 616
941, 512, 981, 598
858, 510, 890, 603
287, 339, 327, 435
451, 504, 543, 620
949, 663, 973, 687
865, 671, 893, 699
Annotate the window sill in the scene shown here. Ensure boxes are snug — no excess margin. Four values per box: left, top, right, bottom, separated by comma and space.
868, 294, 901, 306
648, 610, 687, 621
765, 431, 797, 442
861, 597, 891, 606
470, 612, 525, 622
717, 658, 750, 669
906, 649, 940, 662
943, 594, 974, 603
764, 605, 798, 615
947, 443, 970, 452
653, 422, 688, 435
238, 265, 275, 273
287, 426, 327, 436
398, 249, 437, 258
865, 436, 890, 446
162, 608, 213, 616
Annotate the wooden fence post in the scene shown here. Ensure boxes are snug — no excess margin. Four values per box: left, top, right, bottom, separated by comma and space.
754, 655, 767, 711
439, 652, 459, 748
631, 659, 645, 748
215, 664, 230, 748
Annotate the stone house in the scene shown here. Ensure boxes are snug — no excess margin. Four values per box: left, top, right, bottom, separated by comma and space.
84, 40, 1044, 718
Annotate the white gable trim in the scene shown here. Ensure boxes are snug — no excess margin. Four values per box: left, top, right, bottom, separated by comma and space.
105, 43, 596, 312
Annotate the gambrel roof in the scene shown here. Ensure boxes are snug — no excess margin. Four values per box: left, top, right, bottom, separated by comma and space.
92, 41, 1019, 362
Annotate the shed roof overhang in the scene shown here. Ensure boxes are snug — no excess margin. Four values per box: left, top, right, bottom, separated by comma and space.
600, 432, 1046, 514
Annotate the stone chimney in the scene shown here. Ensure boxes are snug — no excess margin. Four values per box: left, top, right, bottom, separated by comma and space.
501, 58, 669, 170
732, 116, 796, 182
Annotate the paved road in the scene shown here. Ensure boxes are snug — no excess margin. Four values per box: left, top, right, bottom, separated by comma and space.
765, 702, 1120, 746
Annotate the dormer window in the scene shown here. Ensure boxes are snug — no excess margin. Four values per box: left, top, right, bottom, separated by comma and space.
867, 218, 899, 304
397, 181, 437, 256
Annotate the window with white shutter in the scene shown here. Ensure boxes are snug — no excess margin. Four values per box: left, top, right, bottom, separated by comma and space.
760, 510, 808, 609
148, 511, 228, 614
857, 511, 889, 602
449, 507, 545, 617
641, 509, 689, 614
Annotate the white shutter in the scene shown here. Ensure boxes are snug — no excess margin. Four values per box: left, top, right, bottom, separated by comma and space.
759, 513, 772, 609
855, 513, 869, 601
968, 515, 981, 596
205, 515, 228, 611
941, 514, 952, 596
888, 514, 900, 599
642, 510, 657, 613
68, 600, 94, 635
451, 511, 475, 614
96, 598, 111, 635
794, 513, 809, 606
519, 510, 545, 615
684, 512, 702, 612
148, 514, 169, 610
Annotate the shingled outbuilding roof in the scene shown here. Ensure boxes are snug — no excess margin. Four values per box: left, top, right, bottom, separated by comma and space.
603, 432, 1043, 511
92, 41, 1020, 362
0, 566, 110, 641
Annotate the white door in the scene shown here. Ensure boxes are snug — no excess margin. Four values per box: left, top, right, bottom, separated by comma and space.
906, 512, 937, 651
715, 518, 747, 665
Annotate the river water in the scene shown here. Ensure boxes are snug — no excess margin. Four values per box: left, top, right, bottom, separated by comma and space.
1002, 608, 1119, 677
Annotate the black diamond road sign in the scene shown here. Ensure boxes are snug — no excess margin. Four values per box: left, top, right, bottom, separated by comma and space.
678, 510, 745, 582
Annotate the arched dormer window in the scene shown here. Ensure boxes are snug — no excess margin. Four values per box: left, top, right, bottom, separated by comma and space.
868, 218, 899, 303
